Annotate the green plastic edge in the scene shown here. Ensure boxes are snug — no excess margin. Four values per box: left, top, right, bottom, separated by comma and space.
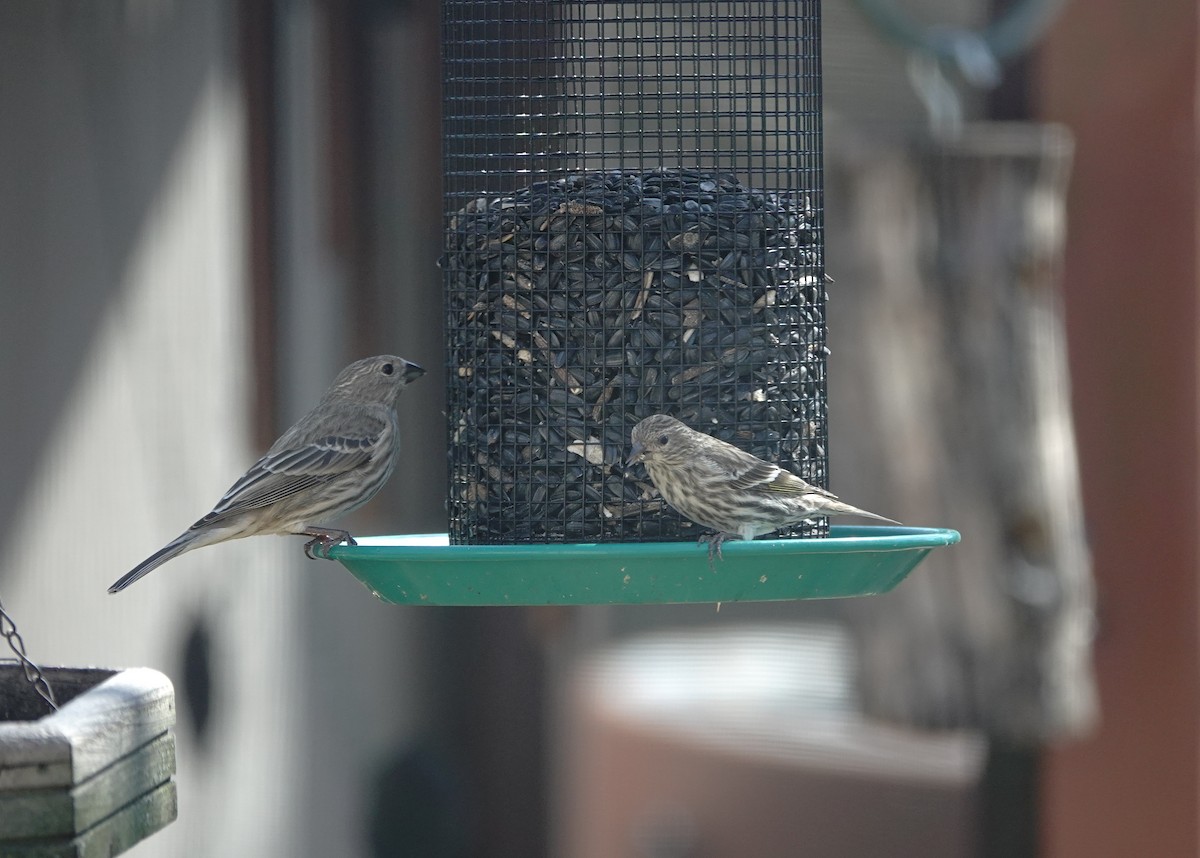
327, 525, 960, 607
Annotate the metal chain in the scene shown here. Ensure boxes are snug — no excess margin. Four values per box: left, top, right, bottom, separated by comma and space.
0, 595, 58, 712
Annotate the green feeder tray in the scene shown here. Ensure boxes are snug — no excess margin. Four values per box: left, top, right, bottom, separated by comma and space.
325, 525, 959, 606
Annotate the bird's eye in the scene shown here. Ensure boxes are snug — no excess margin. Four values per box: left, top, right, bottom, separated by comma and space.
381, 363, 395, 376
657, 434, 669, 446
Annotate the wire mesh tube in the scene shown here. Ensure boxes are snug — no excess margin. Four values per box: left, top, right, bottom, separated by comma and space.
442, 2, 825, 544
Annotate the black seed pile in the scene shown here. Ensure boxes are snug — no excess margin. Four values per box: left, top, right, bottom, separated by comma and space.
443, 168, 827, 544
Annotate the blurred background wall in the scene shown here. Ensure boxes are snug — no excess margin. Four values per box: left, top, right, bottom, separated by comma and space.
0, 2, 443, 856
0, 1, 1195, 856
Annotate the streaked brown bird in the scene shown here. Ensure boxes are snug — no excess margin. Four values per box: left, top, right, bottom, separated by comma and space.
628, 414, 898, 558
108, 355, 425, 593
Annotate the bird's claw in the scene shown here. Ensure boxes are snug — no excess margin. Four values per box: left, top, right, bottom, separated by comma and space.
302, 531, 357, 560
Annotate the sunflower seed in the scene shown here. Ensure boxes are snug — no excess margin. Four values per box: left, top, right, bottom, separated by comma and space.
444, 168, 827, 544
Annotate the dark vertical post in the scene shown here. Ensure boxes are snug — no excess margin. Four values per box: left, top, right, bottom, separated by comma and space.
239, 0, 280, 449
1038, 1, 1200, 855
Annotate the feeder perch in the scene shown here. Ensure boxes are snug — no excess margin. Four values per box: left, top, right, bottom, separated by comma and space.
325, 526, 961, 606
0, 666, 177, 856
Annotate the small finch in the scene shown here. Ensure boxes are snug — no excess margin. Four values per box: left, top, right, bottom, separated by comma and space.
108, 355, 425, 593
627, 414, 898, 558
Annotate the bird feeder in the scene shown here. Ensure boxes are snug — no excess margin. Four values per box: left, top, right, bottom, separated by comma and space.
443, 1, 827, 545
0, 667, 177, 855
329, 0, 959, 602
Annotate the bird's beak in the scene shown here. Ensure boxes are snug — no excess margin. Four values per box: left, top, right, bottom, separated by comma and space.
626, 442, 645, 467
401, 360, 426, 383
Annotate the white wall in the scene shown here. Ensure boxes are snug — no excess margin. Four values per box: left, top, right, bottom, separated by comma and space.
1, 4, 302, 856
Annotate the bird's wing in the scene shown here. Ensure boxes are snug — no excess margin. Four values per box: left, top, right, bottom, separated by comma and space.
700, 442, 780, 491
191, 421, 385, 529
760, 468, 839, 499
715, 444, 836, 499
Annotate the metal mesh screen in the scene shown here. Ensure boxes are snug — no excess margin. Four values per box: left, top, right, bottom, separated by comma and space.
443, 2, 825, 544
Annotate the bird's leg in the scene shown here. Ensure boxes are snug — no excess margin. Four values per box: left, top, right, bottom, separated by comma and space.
299, 527, 358, 560
698, 531, 728, 570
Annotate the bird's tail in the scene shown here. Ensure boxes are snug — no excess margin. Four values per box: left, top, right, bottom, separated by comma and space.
823, 499, 900, 525
108, 532, 199, 594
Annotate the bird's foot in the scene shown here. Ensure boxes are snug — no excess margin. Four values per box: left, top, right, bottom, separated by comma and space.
698, 532, 728, 571
301, 528, 357, 560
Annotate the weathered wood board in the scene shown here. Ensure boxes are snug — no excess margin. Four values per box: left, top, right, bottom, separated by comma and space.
0, 667, 177, 856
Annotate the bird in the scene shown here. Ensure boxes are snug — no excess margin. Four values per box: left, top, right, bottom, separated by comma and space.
627, 413, 898, 559
108, 355, 425, 593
